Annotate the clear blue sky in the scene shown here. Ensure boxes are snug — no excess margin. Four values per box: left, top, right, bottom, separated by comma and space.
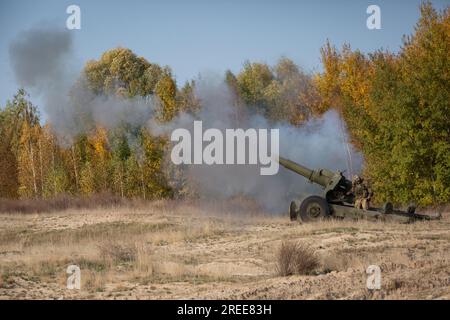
0, 0, 448, 107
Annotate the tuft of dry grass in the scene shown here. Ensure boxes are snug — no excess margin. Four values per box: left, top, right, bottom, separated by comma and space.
98, 242, 137, 264
0, 192, 137, 214
83, 270, 109, 292
276, 241, 320, 276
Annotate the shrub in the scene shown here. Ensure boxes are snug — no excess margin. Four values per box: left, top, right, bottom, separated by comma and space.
276, 241, 319, 276
98, 242, 137, 264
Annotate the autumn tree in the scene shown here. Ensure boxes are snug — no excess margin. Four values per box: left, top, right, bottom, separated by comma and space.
110, 133, 131, 198
155, 75, 177, 122
236, 62, 273, 115
0, 90, 41, 198
82, 48, 177, 198
37, 125, 65, 197
0, 93, 23, 198
264, 58, 314, 125
232, 59, 316, 125
176, 80, 201, 115
314, 2, 449, 206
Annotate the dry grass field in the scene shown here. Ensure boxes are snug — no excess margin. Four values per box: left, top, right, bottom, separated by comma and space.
0, 200, 449, 300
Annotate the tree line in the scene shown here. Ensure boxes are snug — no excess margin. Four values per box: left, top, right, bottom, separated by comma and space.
0, 2, 448, 207
312, 3, 449, 205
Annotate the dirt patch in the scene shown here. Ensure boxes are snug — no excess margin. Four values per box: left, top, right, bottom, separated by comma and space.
0, 202, 449, 299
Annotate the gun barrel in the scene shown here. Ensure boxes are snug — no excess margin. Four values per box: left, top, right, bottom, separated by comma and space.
279, 157, 314, 179
278, 157, 332, 187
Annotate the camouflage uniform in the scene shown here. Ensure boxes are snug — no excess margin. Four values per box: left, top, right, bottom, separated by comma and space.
352, 175, 371, 210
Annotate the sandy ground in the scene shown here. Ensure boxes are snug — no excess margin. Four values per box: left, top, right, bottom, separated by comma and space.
0, 200, 449, 300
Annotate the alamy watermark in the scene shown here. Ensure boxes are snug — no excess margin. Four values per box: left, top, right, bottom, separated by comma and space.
65, 5, 380, 31
66, 5, 81, 30
367, 5, 381, 30
366, 264, 381, 290
66, 265, 81, 290
170, 121, 279, 175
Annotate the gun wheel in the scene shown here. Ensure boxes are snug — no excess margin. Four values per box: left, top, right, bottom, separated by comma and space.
289, 201, 299, 221
382, 202, 394, 215
299, 196, 330, 222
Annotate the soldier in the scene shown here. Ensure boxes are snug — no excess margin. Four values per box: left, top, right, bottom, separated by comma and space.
351, 175, 372, 210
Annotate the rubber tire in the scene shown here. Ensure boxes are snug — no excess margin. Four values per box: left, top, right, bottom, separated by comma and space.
406, 205, 416, 215
289, 201, 299, 221
382, 202, 394, 215
299, 195, 330, 222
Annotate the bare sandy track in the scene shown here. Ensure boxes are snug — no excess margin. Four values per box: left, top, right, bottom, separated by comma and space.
0, 201, 449, 300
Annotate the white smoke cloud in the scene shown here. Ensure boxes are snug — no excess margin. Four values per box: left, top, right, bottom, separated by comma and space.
9, 26, 158, 145
158, 75, 363, 212
9, 27, 363, 212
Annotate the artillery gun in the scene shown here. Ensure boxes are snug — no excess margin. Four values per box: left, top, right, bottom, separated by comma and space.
278, 156, 440, 223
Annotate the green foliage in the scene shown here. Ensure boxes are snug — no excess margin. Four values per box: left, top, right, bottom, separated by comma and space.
79, 161, 95, 195
265, 58, 313, 124
315, 3, 449, 206
43, 166, 69, 198
236, 61, 273, 114
0, 90, 40, 198
140, 131, 173, 199
177, 80, 201, 114
232, 58, 315, 125
155, 75, 177, 122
